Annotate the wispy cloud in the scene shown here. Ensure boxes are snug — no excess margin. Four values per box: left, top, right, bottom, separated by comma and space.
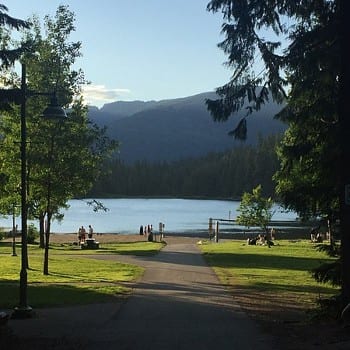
82, 84, 131, 107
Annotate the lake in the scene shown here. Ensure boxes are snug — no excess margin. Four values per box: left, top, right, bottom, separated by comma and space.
0, 198, 297, 235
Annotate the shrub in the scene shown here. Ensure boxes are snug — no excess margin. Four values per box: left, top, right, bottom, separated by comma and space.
27, 224, 39, 244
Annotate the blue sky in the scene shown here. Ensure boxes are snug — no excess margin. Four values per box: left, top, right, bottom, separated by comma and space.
6, 1, 230, 107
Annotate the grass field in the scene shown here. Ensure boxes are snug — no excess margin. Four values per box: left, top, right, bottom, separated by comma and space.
0, 240, 163, 309
200, 239, 339, 320
0, 236, 340, 320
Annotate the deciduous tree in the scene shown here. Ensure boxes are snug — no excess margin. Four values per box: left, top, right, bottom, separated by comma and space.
236, 184, 274, 234
0, 5, 117, 275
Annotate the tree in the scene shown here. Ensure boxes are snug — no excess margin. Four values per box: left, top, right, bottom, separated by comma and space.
0, 4, 31, 117
91, 134, 280, 198
206, 0, 350, 308
273, 120, 339, 222
0, 5, 117, 275
0, 4, 30, 68
0, 5, 29, 239
236, 184, 274, 235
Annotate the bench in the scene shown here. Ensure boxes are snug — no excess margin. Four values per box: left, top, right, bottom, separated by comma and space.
81, 238, 99, 249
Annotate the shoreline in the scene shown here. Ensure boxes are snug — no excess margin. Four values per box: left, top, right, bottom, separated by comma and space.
2, 227, 313, 245
48, 228, 311, 244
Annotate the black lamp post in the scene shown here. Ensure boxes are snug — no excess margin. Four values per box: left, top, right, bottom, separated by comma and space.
11, 204, 17, 257
4, 63, 67, 319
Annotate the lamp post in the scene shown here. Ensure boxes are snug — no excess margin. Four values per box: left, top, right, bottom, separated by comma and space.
11, 204, 17, 257
4, 63, 67, 319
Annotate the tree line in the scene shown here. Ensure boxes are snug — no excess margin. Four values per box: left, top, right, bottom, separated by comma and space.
91, 134, 281, 199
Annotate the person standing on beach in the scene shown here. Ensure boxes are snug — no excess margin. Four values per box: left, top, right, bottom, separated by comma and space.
88, 225, 93, 238
81, 226, 86, 242
77, 227, 82, 244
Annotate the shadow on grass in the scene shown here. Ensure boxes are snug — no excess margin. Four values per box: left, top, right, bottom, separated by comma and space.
247, 280, 337, 295
0, 280, 126, 309
94, 241, 163, 256
0, 242, 13, 248
203, 252, 334, 271
48, 241, 163, 257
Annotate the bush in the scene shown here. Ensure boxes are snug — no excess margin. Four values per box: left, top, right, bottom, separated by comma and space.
0, 230, 4, 241
27, 224, 39, 244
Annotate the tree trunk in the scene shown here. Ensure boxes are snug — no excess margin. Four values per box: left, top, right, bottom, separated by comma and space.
39, 214, 45, 249
43, 215, 51, 275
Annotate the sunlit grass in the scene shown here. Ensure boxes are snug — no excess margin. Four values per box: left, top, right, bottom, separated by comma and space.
200, 239, 339, 308
0, 240, 163, 308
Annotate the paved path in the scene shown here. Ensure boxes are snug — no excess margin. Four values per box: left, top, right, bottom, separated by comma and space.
8, 239, 273, 349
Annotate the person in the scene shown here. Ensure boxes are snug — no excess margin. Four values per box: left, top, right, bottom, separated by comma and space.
88, 225, 94, 238
257, 234, 266, 245
247, 237, 257, 245
81, 226, 86, 243
310, 225, 320, 242
162, 223, 165, 238
139, 225, 144, 235
77, 226, 82, 244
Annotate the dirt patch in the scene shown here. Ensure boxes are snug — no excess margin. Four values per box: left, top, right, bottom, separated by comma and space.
49, 232, 146, 244
45, 232, 201, 245
230, 287, 350, 349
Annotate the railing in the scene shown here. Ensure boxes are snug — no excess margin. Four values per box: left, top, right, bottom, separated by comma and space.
208, 217, 317, 240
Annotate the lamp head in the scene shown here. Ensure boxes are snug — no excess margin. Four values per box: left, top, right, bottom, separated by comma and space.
42, 95, 67, 120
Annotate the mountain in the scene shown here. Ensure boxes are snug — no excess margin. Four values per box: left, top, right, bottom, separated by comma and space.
88, 92, 286, 163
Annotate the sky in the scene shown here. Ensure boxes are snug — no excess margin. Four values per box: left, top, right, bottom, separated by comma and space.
5, 0, 230, 108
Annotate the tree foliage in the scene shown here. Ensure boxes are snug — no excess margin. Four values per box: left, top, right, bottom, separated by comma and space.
206, 0, 340, 217
0, 4, 30, 68
91, 134, 280, 199
236, 184, 274, 233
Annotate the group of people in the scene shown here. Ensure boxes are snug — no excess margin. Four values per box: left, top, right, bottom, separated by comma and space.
247, 228, 275, 248
139, 223, 165, 242
139, 224, 153, 240
140, 224, 154, 236
77, 224, 94, 244
310, 225, 324, 243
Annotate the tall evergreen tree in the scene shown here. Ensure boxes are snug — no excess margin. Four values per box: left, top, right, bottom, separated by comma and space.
206, 0, 350, 307
0, 4, 30, 68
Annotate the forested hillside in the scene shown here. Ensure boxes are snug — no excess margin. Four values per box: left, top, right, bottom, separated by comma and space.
90, 134, 281, 199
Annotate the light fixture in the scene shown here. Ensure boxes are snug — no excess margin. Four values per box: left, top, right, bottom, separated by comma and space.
41, 95, 67, 120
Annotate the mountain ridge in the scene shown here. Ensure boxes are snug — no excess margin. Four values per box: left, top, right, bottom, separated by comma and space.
88, 91, 286, 163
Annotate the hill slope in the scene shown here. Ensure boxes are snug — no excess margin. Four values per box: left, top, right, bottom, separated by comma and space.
88, 92, 286, 163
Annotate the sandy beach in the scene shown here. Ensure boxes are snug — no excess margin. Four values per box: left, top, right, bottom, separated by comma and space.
48, 232, 203, 245
3, 228, 311, 246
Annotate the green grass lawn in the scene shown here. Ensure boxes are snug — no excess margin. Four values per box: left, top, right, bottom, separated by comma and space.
200, 239, 339, 315
0, 240, 163, 309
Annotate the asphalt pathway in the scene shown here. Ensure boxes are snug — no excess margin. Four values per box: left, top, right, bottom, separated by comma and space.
8, 239, 274, 349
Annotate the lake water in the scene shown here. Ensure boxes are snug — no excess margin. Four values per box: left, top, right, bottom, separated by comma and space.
1, 198, 297, 235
